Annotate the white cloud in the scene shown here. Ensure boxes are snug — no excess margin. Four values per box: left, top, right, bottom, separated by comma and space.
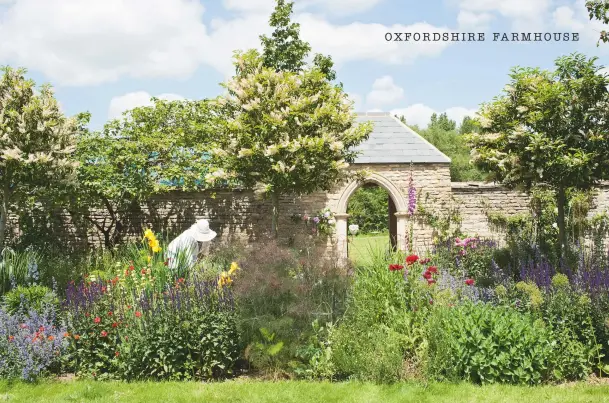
457, 0, 553, 31
222, 0, 384, 15
552, 0, 609, 46
390, 104, 477, 128
365, 75, 404, 108
0, 0, 208, 86
347, 92, 364, 111
0, 0, 457, 85
457, 10, 495, 31
108, 91, 184, 120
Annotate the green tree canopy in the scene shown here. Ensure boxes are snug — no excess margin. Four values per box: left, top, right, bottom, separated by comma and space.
466, 52, 609, 255
72, 98, 214, 248
586, 0, 609, 44
429, 112, 456, 132
0, 67, 88, 249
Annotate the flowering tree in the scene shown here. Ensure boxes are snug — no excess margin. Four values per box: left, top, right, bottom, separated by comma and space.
586, 0, 609, 44
207, 51, 372, 237
466, 53, 609, 256
71, 98, 213, 248
0, 67, 87, 250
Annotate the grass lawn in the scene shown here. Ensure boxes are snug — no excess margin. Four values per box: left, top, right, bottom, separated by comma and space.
348, 233, 390, 265
1, 380, 609, 402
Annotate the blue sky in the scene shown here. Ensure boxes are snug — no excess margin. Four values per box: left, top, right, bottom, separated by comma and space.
0, 0, 606, 130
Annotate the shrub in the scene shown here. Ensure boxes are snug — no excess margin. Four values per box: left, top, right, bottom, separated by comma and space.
232, 238, 350, 374
0, 305, 67, 381
426, 302, 554, 385
3, 285, 59, 315
0, 248, 41, 295
347, 186, 389, 234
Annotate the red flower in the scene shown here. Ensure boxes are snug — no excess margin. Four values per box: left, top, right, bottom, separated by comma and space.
420, 258, 431, 264
101, 286, 107, 293
85, 313, 90, 317
164, 260, 169, 266
422, 271, 432, 280
429, 300, 434, 305
135, 311, 142, 318
100, 331, 108, 337
389, 264, 404, 271
112, 322, 118, 328
405, 255, 419, 265
141, 268, 147, 275
427, 279, 436, 285
115, 351, 120, 357
20, 323, 28, 329
125, 336, 129, 341
427, 266, 438, 274
465, 278, 475, 286
108, 311, 113, 316
94, 317, 101, 324
127, 305, 132, 310
129, 265, 135, 271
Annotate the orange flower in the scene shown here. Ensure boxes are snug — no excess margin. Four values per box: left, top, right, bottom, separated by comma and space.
48, 335, 54, 341
135, 311, 142, 318
8, 336, 14, 342
74, 334, 80, 340
64, 332, 70, 338
115, 351, 120, 357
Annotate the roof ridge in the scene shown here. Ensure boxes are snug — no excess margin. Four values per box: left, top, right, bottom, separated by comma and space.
354, 111, 391, 117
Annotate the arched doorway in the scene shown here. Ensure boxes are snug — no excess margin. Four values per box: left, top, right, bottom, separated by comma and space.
334, 173, 410, 264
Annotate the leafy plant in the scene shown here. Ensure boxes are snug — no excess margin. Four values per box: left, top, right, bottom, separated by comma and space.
245, 327, 286, 376
426, 302, 554, 385
3, 285, 59, 315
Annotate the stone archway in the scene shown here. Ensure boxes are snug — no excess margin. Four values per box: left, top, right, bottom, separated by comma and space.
334, 172, 410, 264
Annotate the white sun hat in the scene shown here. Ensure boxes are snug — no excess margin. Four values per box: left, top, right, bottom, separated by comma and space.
188, 219, 217, 242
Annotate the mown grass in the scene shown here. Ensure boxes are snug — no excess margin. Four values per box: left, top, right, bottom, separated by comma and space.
348, 233, 390, 266
1, 380, 608, 403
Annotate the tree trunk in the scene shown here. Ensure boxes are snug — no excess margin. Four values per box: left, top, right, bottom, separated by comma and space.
556, 187, 567, 260
0, 181, 10, 251
0, 195, 7, 251
271, 192, 279, 239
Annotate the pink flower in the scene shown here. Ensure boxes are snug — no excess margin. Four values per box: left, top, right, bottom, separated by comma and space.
465, 278, 475, 286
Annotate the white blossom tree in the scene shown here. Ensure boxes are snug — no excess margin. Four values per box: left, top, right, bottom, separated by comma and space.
206, 50, 372, 237
0, 67, 87, 249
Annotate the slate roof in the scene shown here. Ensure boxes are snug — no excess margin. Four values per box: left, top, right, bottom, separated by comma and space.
351, 112, 450, 164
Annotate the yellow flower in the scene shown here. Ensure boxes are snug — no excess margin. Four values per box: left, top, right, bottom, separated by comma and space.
228, 262, 240, 275
144, 229, 154, 240
147, 256, 152, 263
151, 245, 162, 253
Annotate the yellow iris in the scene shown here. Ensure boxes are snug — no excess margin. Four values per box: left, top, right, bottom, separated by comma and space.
228, 262, 239, 276
217, 271, 233, 289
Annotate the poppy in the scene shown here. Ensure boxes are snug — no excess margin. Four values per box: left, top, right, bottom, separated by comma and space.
112, 322, 118, 328
135, 311, 142, 318
420, 258, 431, 264
422, 271, 432, 280
64, 332, 70, 338
74, 335, 80, 340
108, 311, 113, 316
48, 335, 54, 341
465, 278, 475, 286
427, 266, 438, 274
427, 279, 436, 285
100, 331, 108, 337
94, 317, 101, 324
405, 255, 419, 265
389, 264, 404, 271
115, 351, 120, 357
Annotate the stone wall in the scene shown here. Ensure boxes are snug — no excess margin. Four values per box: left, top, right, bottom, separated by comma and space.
8, 164, 609, 255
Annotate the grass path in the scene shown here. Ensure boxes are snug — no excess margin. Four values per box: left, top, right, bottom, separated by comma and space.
348, 234, 390, 265
1, 380, 609, 402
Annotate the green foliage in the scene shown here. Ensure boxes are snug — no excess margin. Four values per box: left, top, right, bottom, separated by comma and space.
0, 67, 88, 250
293, 320, 336, 380
331, 251, 433, 382
347, 186, 389, 234
260, 0, 336, 82
118, 306, 240, 381
0, 248, 40, 295
467, 53, 609, 254
3, 285, 58, 315
416, 193, 463, 245
429, 113, 456, 132
245, 327, 287, 376
586, 1, 609, 44
426, 302, 555, 385
207, 51, 372, 237
459, 116, 480, 135
71, 98, 214, 248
